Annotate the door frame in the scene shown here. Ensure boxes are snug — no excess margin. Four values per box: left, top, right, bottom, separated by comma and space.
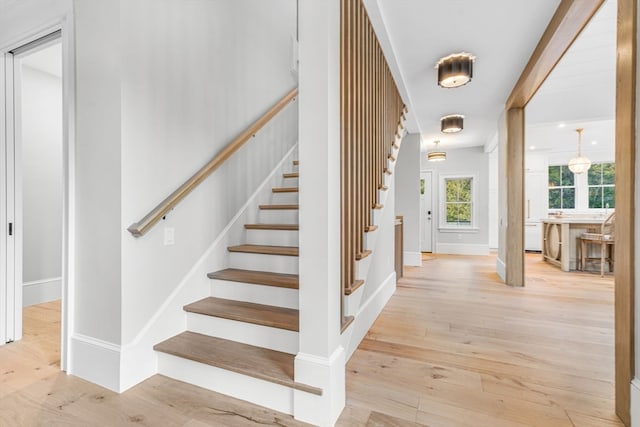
0, 20, 76, 372
420, 169, 435, 253
503, 0, 635, 423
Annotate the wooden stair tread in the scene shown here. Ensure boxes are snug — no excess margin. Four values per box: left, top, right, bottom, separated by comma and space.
228, 244, 299, 256
207, 268, 298, 289
345, 280, 365, 295
272, 187, 299, 193
184, 297, 299, 331
244, 223, 299, 231
259, 204, 299, 210
154, 331, 321, 395
283, 172, 299, 178
356, 250, 372, 260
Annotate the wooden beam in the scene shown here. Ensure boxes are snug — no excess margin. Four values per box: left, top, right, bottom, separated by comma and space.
506, 0, 604, 109
615, 0, 637, 424
505, 108, 525, 287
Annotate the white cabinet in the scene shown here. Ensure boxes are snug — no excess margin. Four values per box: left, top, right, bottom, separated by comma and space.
525, 222, 542, 251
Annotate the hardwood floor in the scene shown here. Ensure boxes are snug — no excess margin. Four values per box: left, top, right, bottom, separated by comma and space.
337, 253, 621, 427
0, 254, 621, 426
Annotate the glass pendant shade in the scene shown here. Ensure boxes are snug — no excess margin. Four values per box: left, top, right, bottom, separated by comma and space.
568, 128, 591, 174
437, 53, 475, 88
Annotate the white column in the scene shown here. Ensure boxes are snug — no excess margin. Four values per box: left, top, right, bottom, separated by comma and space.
295, 0, 345, 425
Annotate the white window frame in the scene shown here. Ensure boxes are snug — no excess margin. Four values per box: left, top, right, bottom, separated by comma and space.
547, 164, 576, 211
438, 174, 478, 232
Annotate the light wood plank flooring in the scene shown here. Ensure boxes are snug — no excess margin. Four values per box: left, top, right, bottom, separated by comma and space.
337, 253, 621, 427
0, 254, 621, 426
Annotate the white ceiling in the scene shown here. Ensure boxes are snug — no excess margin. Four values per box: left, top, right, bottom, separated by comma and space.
369, 0, 616, 153
21, 42, 62, 78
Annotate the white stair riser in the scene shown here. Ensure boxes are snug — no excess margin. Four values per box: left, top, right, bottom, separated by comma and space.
186, 312, 298, 354
282, 177, 299, 186
259, 209, 299, 224
229, 252, 299, 274
157, 353, 294, 415
245, 229, 299, 246
269, 192, 299, 204
211, 279, 299, 309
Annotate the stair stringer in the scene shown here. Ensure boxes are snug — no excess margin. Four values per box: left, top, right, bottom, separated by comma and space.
341, 129, 407, 359
118, 144, 299, 392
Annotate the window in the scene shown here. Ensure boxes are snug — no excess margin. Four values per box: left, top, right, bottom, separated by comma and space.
588, 162, 615, 208
548, 165, 575, 209
439, 175, 476, 229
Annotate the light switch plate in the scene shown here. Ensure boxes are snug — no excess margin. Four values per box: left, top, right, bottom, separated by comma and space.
164, 227, 175, 245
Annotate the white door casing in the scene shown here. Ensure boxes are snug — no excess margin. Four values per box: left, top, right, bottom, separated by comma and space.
420, 171, 433, 252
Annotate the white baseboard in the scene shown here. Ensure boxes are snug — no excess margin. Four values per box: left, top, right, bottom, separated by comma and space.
403, 251, 422, 266
436, 243, 489, 256
496, 257, 506, 282
70, 334, 121, 392
23, 277, 61, 307
343, 271, 396, 360
632, 378, 640, 427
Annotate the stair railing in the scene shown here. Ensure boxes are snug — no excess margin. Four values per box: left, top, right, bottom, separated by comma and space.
340, 0, 406, 330
127, 88, 298, 237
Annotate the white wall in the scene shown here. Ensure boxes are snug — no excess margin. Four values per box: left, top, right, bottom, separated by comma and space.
488, 147, 499, 249
395, 133, 421, 263
74, 0, 122, 345
119, 0, 298, 345
20, 65, 62, 305
421, 146, 490, 255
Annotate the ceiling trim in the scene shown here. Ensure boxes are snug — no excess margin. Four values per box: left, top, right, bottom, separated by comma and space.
506, 0, 605, 109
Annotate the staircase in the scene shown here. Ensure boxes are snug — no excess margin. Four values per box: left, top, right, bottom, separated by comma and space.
153, 159, 319, 415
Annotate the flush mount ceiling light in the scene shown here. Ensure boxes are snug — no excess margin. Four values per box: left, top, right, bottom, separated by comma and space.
427, 140, 446, 162
441, 114, 464, 133
568, 128, 591, 174
436, 52, 475, 88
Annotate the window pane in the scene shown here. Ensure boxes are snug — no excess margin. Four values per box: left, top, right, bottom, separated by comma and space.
603, 187, 615, 208
445, 179, 459, 202
589, 187, 602, 208
602, 163, 615, 185
446, 204, 459, 223
588, 163, 603, 185
562, 188, 575, 209
561, 166, 574, 186
459, 179, 472, 202
548, 166, 561, 187
420, 179, 425, 195
549, 189, 562, 209
458, 203, 472, 224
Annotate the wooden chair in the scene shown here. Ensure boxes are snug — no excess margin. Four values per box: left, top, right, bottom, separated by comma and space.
578, 212, 615, 277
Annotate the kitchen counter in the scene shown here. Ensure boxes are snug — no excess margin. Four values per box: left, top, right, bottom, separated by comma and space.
541, 217, 605, 271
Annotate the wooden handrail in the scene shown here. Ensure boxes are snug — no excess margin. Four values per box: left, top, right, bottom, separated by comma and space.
127, 88, 298, 237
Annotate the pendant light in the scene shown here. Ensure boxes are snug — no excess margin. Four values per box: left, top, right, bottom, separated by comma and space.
427, 140, 446, 162
568, 128, 591, 174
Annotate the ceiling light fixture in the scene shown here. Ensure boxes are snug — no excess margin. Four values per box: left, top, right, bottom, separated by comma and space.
568, 128, 591, 174
436, 52, 475, 88
427, 140, 446, 162
441, 114, 464, 133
